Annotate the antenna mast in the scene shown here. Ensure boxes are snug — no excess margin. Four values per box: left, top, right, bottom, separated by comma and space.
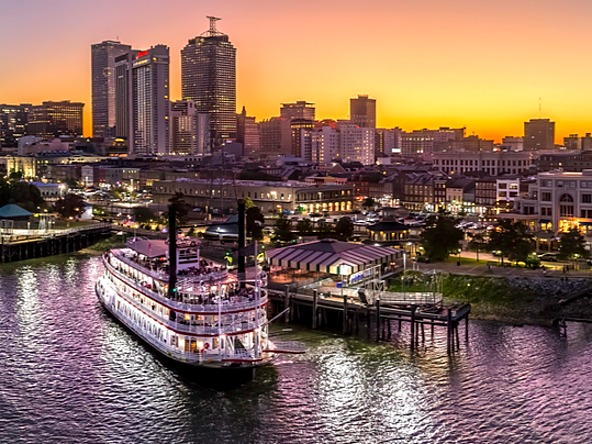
206, 16, 221, 36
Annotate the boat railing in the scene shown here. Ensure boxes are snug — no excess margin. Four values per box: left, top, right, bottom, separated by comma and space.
104, 257, 266, 314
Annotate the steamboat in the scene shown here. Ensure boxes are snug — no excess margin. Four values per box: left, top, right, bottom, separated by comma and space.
96, 205, 301, 381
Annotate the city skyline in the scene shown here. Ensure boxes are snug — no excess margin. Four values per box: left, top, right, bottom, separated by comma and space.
2, 0, 592, 142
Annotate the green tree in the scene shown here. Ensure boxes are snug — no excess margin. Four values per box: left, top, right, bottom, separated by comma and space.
487, 220, 534, 265
244, 197, 255, 210
558, 228, 587, 260
133, 207, 157, 224
273, 215, 295, 245
468, 232, 487, 262
246, 206, 265, 240
54, 193, 85, 219
420, 214, 464, 261
168, 193, 191, 226
362, 197, 375, 210
8, 181, 45, 212
316, 221, 333, 239
296, 218, 314, 234
334, 216, 354, 241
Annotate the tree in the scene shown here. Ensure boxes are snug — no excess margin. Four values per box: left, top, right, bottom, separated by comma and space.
558, 228, 587, 260
316, 221, 333, 239
362, 197, 375, 210
296, 218, 314, 235
487, 220, 534, 265
273, 215, 295, 245
168, 193, 191, 226
468, 232, 486, 262
7, 181, 45, 212
54, 193, 85, 219
334, 217, 354, 241
420, 213, 464, 261
133, 207, 157, 224
246, 206, 264, 240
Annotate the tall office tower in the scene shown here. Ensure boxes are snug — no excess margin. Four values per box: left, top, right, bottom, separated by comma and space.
171, 100, 210, 155
337, 120, 375, 165
350, 94, 376, 128
280, 101, 315, 121
290, 119, 314, 160
114, 50, 137, 146
311, 120, 339, 165
28, 101, 84, 139
121, 45, 170, 156
236, 107, 259, 156
181, 16, 236, 150
91, 40, 132, 139
259, 117, 291, 155
524, 118, 555, 151
0, 104, 31, 148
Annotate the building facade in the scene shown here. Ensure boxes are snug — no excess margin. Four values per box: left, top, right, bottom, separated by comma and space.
432, 151, 535, 176
130, 45, 170, 156
337, 121, 375, 165
170, 100, 209, 156
524, 118, 555, 151
91, 40, 132, 139
28, 101, 84, 139
350, 95, 376, 128
280, 101, 315, 121
181, 17, 236, 150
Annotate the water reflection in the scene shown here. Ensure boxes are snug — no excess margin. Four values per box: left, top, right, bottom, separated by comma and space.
0, 256, 591, 443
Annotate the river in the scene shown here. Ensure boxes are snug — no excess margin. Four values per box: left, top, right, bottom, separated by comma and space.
0, 255, 591, 443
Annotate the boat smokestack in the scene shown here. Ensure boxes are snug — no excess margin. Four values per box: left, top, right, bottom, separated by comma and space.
238, 199, 246, 286
168, 205, 177, 299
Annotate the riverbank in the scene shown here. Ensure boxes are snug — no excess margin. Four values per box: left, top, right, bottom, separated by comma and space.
411, 258, 592, 326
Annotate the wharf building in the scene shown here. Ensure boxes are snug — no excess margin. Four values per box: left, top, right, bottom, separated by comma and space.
91, 40, 132, 139
524, 118, 555, 151
181, 17, 236, 150
152, 179, 354, 215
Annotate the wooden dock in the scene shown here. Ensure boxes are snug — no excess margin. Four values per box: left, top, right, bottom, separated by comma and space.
267, 284, 471, 353
0, 223, 112, 263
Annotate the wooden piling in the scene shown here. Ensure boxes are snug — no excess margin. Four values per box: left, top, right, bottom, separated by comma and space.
342, 293, 348, 334
366, 306, 371, 339
375, 299, 381, 342
410, 305, 417, 352
284, 286, 290, 323
446, 308, 452, 354
312, 289, 318, 329
465, 314, 469, 342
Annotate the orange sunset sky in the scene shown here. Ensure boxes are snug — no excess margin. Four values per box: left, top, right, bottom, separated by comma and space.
1, 0, 592, 143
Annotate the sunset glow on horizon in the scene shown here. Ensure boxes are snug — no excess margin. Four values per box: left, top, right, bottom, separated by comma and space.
2, 0, 592, 143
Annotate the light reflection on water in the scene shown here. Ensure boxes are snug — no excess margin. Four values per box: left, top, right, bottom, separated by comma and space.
0, 256, 590, 443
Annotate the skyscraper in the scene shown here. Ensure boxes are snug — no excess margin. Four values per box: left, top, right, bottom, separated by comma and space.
171, 100, 210, 155
91, 40, 132, 138
27, 101, 84, 139
350, 95, 376, 128
131, 45, 170, 155
181, 17, 236, 150
524, 118, 555, 151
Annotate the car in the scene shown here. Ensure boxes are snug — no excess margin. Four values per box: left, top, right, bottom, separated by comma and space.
538, 253, 559, 262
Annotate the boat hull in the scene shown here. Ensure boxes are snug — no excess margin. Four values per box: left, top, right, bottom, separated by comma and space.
96, 279, 267, 386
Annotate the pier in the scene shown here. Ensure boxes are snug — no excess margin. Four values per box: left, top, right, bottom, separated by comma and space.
267, 283, 471, 353
0, 223, 112, 263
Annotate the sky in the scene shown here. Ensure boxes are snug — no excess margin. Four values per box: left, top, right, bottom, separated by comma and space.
1, 0, 592, 143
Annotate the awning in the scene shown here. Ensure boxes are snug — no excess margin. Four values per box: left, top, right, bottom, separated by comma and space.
267, 238, 400, 275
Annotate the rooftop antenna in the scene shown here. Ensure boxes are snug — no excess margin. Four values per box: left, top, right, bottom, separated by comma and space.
207, 16, 221, 36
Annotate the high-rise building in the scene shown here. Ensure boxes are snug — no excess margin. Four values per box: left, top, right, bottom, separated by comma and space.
290, 119, 314, 160
236, 107, 259, 156
350, 95, 376, 128
337, 120, 375, 165
280, 101, 315, 121
311, 120, 339, 165
524, 118, 555, 151
0, 104, 31, 148
130, 45, 170, 156
170, 100, 210, 155
258, 117, 291, 156
91, 40, 132, 139
114, 51, 138, 146
181, 17, 236, 150
401, 127, 465, 158
27, 101, 84, 139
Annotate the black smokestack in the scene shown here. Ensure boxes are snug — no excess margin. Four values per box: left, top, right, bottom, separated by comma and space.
168, 205, 177, 299
238, 199, 246, 286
